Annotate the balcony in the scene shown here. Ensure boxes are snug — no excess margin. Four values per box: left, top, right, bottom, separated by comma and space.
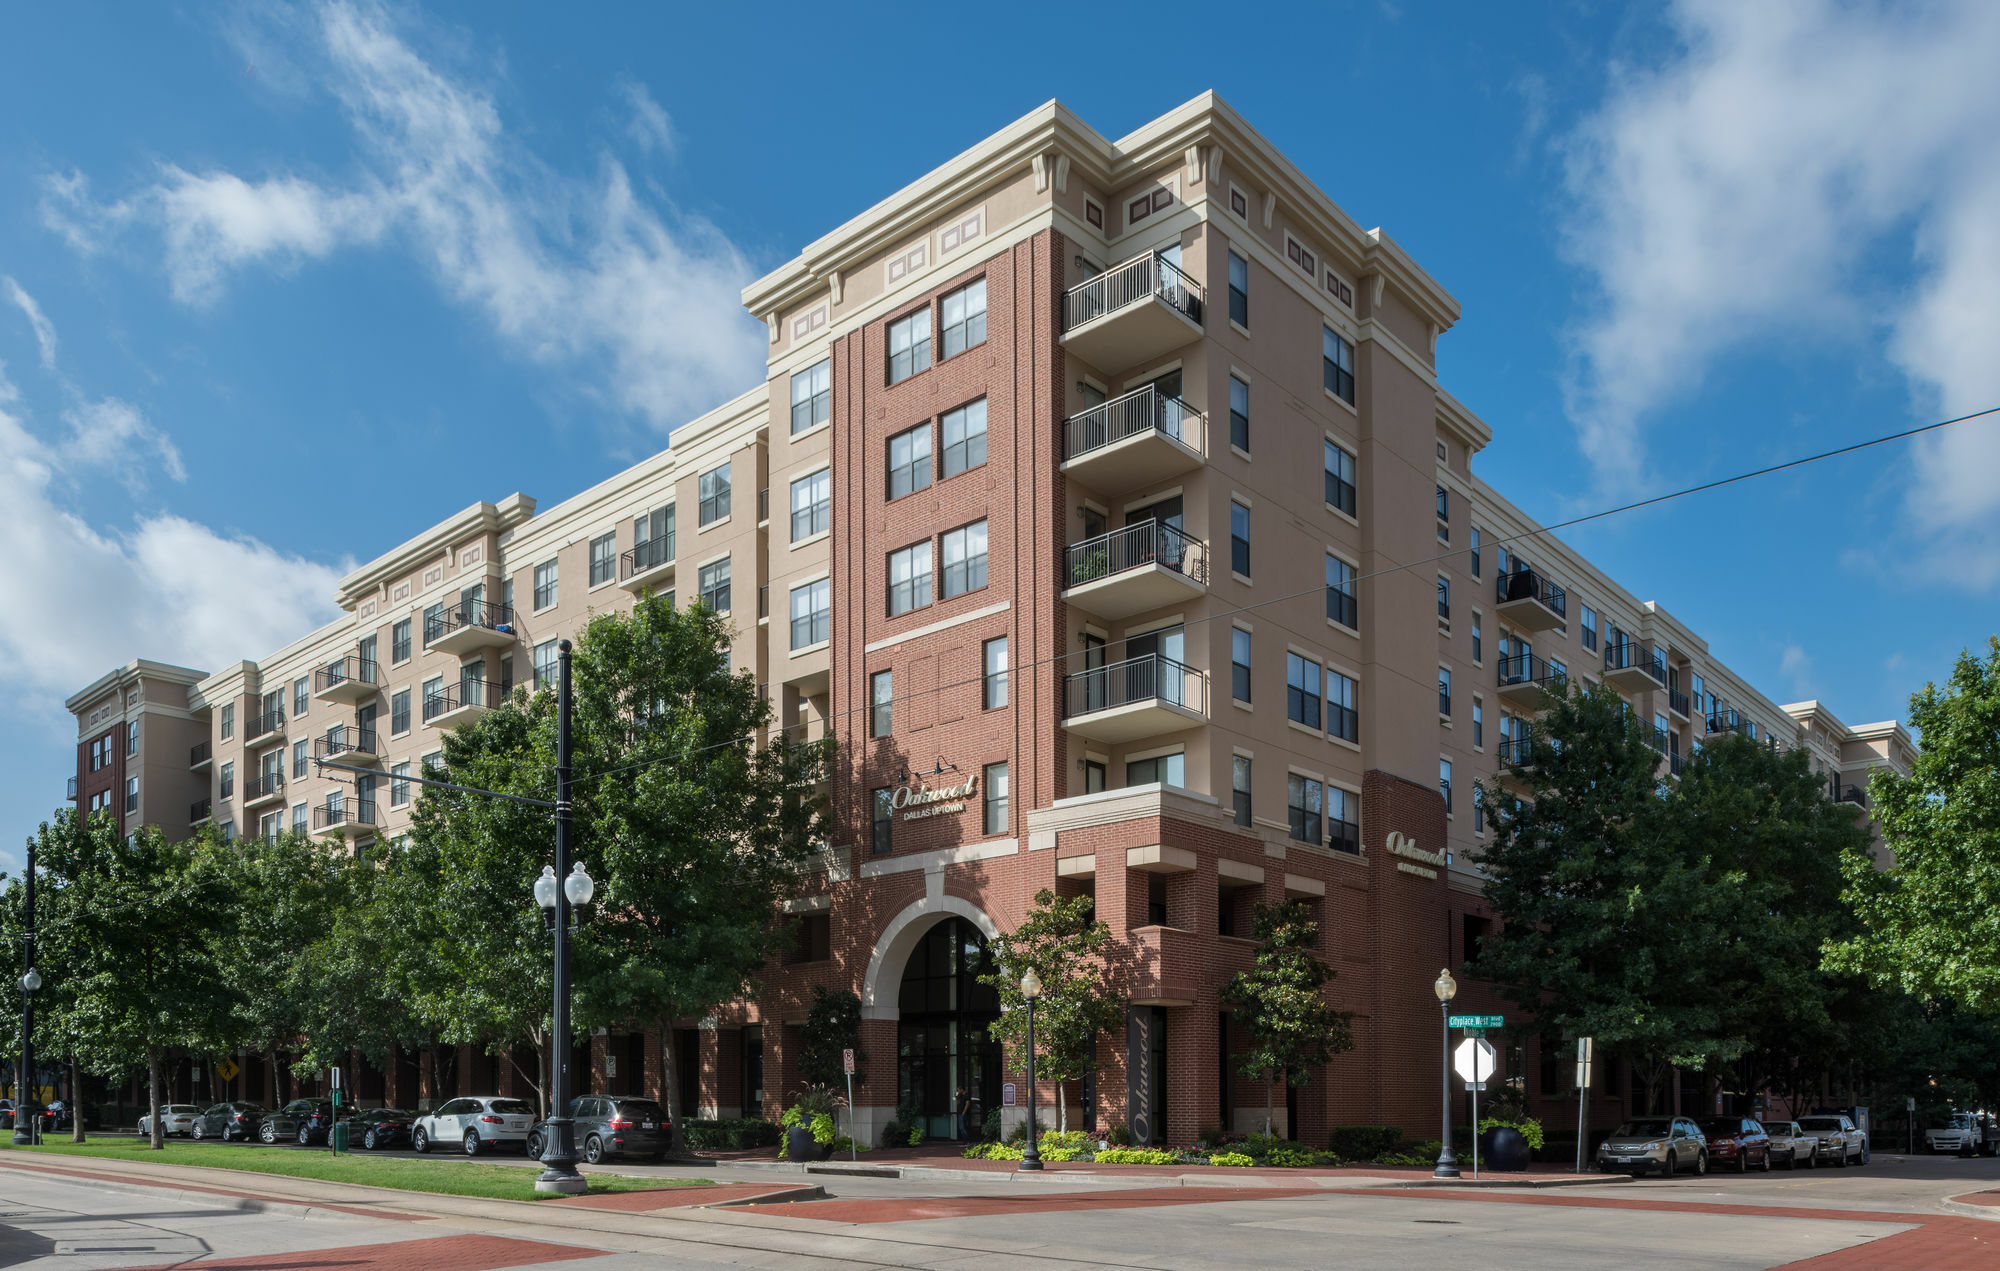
314, 724, 381, 767
1669, 750, 1688, 778
1494, 567, 1567, 632
1706, 707, 1746, 737
312, 800, 377, 839
245, 709, 285, 745
189, 798, 211, 826
1495, 653, 1566, 710
424, 598, 516, 656
243, 772, 285, 810
1059, 384, 1204, 496
66, 775, 78, 801
1603, 641, 1667, 694
1061, 522, 1208, 620
1667, 687, 1691, 720
1060, 251, 1203, 374
1836, 784, 1868, 808
619, 536, 675, 593
1062, 653, 1207, 743
424, 678, 505, 729
190, 740, 211, 770
1127, 922, 1202, 1008
314, 657, 381, 705
1496, 734, 1538, 792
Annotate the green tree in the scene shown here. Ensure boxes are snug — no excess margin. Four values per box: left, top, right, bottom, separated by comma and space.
981, 889, 1119, 1133
1219, 897, 1353, 1137
1473, 681, 1741, 1112
798, 985, 865, 1094
290, 847, 430, 1078
1826, 638, 2000, 1012
218, 830, 355, 1097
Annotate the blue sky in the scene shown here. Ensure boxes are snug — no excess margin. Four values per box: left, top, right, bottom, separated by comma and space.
4, 1, 1998, 872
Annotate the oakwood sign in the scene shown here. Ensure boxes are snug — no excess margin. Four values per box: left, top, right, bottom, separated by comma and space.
1386, 830, 1444, 880
891, 775, 979, 822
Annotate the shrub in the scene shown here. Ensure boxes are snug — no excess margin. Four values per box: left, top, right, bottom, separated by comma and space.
1268, 1146, 1313, 1168
907, 1122, 925, 1147
1106, 1123, 1132, 1146
1209, 1151, 1256, 1167
811, 1112, 837, 1146
1376, 1139, 1443, 1168
983, 1107, 1003, 1141
1095, 1147, 1177, 1165
1238, 1132, 1284, 1159
965, 1142, 1025, 1161
1311, 1150, 1343, 1167
1328, 1125, 1403, 1161
828, 1135, 870, 1154
1197, 1126, 1228, 1148
682, 1118, 782, 1151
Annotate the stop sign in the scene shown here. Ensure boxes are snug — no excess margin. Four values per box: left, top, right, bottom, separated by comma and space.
1453, 1037, 1497, 1083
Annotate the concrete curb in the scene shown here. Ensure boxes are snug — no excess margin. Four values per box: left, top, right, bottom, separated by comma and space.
705, 1184, 827, 1207
728, 1156, 1632, 1190
0, 1162, 407, 1223
1939, 1193, 2000, 1222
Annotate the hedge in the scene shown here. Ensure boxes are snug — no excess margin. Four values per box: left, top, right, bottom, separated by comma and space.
1327, 1125, 1403, 1160
682, 1117, 782, 1151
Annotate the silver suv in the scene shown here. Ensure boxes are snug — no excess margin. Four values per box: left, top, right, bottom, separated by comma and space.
1597, 1116, 1708, 1177
411, 1095, 536, 1156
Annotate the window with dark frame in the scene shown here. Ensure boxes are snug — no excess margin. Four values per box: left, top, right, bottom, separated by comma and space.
1287, 773, 1323, 844
697, 558, 731, 612
789, 912, 831, 963
391, 690, 410, 735
790, 467, 831, 542
1326, 555, 1357, 628
1229, 375, 1249, 452
1322, 327, 1356, 403
1436, 485, 1450, 540
1328, 670, 1359, 743
698, 463, 732, 525
1227, 250, 1248, 327
1470, 527, 1482, 578
887, 423, 932, 499
1286, 653, 1321, 730
887, 308, 932, 383
534, 559, 559, 610
872, 788, 893, 853
940, 279, 987, 358
392, 618, 411, 663
1328, 786, 1359, 854
941, 398, 987, 477
1438, 575, 1451, 622
1231, 627, 1252, 703
1232, 754, 1252, 827
1230, 501, 1251, 577
1439, 666, 1452, 718
589, 532, 616, 586
789, 578, 830, 650
983, 761, 1008, 835
1324, 439, 1356, 515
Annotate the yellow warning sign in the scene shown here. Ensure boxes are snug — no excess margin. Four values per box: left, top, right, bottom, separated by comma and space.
215, 1058, 240, 1083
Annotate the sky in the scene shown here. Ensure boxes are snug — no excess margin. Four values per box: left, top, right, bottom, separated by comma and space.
3, 0, 1998, 873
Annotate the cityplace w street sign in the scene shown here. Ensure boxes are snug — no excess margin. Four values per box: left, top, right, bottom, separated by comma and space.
1447, 1014, 1504, 1030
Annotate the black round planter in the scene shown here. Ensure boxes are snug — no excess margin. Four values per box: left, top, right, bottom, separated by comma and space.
1477, 1126, 1532, 1172
786, 1125, 819, 1162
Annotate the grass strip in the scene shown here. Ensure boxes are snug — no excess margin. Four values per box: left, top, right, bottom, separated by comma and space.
0, 1138, 709, 1202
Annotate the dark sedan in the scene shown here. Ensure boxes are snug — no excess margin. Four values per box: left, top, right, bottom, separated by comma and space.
261, 1098, 349, 1145
351, 1107, 417, 1151
191, 1101, 267, 1142
1699, 1117, 1773, 1172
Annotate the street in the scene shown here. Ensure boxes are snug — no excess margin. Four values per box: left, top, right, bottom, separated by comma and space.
2, 1146, 1996, 1270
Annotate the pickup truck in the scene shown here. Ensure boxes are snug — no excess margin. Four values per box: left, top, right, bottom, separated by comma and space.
1927, 1113, 1999, 1156
1797, 1114, 1867, 1167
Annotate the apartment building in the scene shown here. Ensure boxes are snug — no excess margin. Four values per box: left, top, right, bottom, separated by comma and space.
62, 93, 1913, 1140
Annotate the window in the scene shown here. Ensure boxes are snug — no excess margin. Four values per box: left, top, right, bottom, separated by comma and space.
391, 689, 410, 735
221, 703, 235, 740
1436, 485, 1450, 539
534, 640, 559, 688
1126, 751, 1184, 787
941, 398, 987, 477
1232, 755, 1253, 827
88, 737, 102, 771
126, 720, 139, 756
983, 761, 1009, 835
1438, 575, 1451, 622
870, 670, 893, 738
501, 579, 514, 613
1328, 783, 1360, 855
887, 423, 932, 499
941, 279, 987, 358
789, 913, 831, 964
1691, 673, 1706, 719
589, 532, 616, 586
789, 578, 831, 650
790, 468, 831, 542
698, 558, 732, 612
533, 559, 558, 610
1288, 774, 1323, 844
1473, 699, 1484, 748
938, 520, 989, 600
983, 638, 1008, 710
1439, 666, 1452, 717
220, 760, 235, 801
790, 358, 830, 434
292, 803, 307, 834
500, 655, 513, 694
1228, 375, 1250, 452
888, 542, 932, 615
259, 810, 283, 842
124, 776, 138, 813
1473, 783, 1485, 835
1550, 656, 1567, 682
1323, 327, 1355, 403
88, 790, 109, 814
1231, 627, 1252, 703
887, 307, 931, 383
421, 676, 445, 722
1472, 613, 1483, 664
1286, 653, 1322, 730
1441, 758, 1453, 814
698, 462, 732, 526
1230, 501, 1251, 577
1084, 759, 1106, 793
290, 677, 308, 718
293, 739, 309, 779
391, 762, 411, 808
383, 618, 406, 666
1324, 440, 1356, 515
1328, 670, 1358, 742
1227, 250, 1248, 327
1581, 605, 1598, 652
872, 788, 893, 853
1470, 527, 1482, 578
421, 750, 442, 777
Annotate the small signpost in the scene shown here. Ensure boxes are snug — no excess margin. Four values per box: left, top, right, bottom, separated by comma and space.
1574, 1038, 1594, 1174
1453, 1038, 1498, 1179
329, 1066, 343, 1156
842, 1049, 857, 1161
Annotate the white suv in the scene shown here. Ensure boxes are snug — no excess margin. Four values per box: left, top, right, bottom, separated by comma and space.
412, 1096, 537, 1156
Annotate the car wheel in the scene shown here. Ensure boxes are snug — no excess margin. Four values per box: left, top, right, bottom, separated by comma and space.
413, 1127, 429, 1154
1737, 1149, 1749, 1173
1664, 1152, 1677, 1177
363, 1129, 378, 1151
1694, 1151, 1707, 1176
191, 1122, 205, 1141
1761, 1146, 1773, 1172
1834, 1146, 1847, 1167
526, 1131, 544, 1160
463, 1130, 482, 1157
298, 1125, 313, 1146
260, 1121, 276, 1144
583, 1135, 605, 1165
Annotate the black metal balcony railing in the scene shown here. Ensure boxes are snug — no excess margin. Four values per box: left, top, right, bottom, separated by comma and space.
1707, 707, 1745, 736
314, 725, 379, 760
1497, 735, 1537, 767
1647, 726, 1672, 754
314, 657, 380, 694
1497, 653, 1564, 692
314, 800, 378, 831
1668, 687, 1691, 717
1063, 521, 1209, 590
1061, 384, 1199, 460
423, 679, 504, 723
67, 775, 78, 800
1669, 750, 1687, 777
190, 740, 211, 767
620, 535, 674, 582
190, 797, 211, 824
244, 772, 284, 800
423, 597, 515, 645
758, 486, 770, 523
1495, 567, 1568, 619
1604, 640, 1668, 685
1837, 784, 1868, 807
1063, 653, 1197, 719
1061, 251, 1204, 332
246, 708, 284, 740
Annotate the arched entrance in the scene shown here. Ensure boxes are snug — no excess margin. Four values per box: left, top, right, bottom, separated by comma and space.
895, 916, 1002, 1139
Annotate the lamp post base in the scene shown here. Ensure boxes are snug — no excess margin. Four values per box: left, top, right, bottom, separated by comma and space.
534, 1172, 588, 1195
1018, 1157, 1044, 1172
1432, 1147, 1461, 1179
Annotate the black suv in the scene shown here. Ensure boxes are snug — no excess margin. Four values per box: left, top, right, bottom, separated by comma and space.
527, 1095, 670, 1163
261, 1098, 349, 1145
192, 1101, 268, 1141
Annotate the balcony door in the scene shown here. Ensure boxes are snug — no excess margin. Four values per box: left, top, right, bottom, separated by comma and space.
459, 582, 484, 623
1125, 625, 1185, 707
460, 660, 484, 708
1080, 634, 1106, 713
1127, 496, 1184, 573
260, 749, 282, 784
1146, 368, 1185, 442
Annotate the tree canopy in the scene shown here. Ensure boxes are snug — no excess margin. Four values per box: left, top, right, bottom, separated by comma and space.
1219, 897, 1353, 1136
981, 888, 1120, 1133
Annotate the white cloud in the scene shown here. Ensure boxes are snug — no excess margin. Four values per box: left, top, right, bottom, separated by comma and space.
5, 278, 58, 370
619, 81, 675, 156
1779, 643, 1814, 698
43, 0, 764, 432
1560, 0, 2000, 582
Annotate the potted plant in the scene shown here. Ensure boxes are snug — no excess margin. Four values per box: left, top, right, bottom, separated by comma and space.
1476, 1114, 1543, 1172
783, 1088, 837, 1162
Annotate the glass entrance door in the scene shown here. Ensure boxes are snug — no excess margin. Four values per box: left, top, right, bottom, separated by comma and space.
896, 918, 1000, 1139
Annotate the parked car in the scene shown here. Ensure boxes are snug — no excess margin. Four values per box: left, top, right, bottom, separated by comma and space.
41, 1100, 98, 1132
191, 1101, 268, 1142
351, 1107, 416, 1151
1797, 1114, 1867, 1167
137, 1104, 203, 1137
1596, 1116, 1708, 1176
411, 1096, 536, 1156
1759, 1120, 1816, 1169
0, 1099, 15, 1130
1698, 1117, 1772, 1172
261, 1098, 350, 1145
1924, 1112, 1996, 1156
525, 1095, 671, 1164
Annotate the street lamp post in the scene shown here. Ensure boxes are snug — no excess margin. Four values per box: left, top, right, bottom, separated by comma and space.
1019, 968, 1043, 1172
532, 639, 595, 1196
1433, 968, 1460, 1179
12, 835, 35, 1147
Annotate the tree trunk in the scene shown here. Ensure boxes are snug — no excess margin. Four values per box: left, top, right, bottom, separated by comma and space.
660, 1025, 687, 1157
1058, 1084, 1067, 1133
147, 1046, 163, 1150
69, 1052, 84, 1143
1265, 1071, 1275, 1137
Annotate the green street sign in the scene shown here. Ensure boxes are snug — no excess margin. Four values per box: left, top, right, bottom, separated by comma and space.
1448, 1014, 1504, 1029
